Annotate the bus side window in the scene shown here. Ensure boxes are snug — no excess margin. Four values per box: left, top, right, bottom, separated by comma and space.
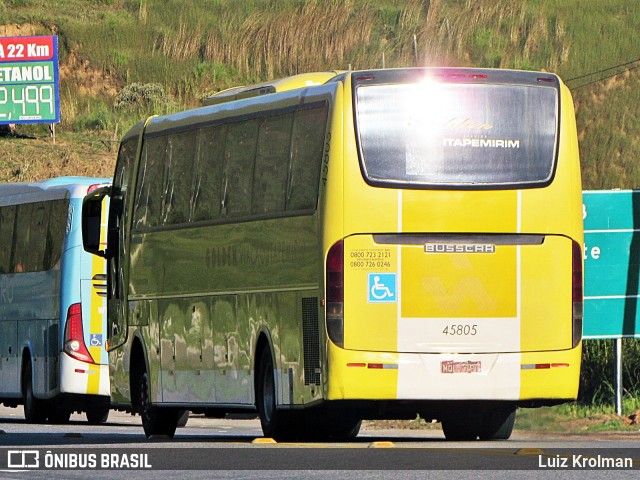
45, 199, 68, 270
163, 131, 196, 226
13, 203, 33, 273
133, 136, 166, 229
287, 105, 328, 212
0, 205, 16, 274
192, 124, 225, 223
29, 202, 50, 271
223, 119, 258, 217
252, 113, 292, 214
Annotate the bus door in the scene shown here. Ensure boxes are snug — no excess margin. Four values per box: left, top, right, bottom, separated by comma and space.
105, 139, 138, 350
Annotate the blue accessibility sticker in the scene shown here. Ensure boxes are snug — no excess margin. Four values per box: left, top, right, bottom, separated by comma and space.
368, 273, 397, 303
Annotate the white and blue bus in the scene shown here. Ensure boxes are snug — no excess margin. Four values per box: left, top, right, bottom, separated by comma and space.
0, 176, 111, 423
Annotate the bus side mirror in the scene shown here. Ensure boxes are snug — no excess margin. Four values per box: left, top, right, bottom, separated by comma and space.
82, 185, 111, 258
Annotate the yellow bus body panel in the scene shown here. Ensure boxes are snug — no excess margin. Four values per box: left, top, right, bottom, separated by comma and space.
325, 71, 582, 403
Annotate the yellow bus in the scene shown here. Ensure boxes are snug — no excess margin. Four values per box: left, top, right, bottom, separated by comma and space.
83, 68, 583, 440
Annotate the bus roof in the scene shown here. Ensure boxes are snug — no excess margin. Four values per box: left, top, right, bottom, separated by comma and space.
202, 71, 343, 106
0, 176, 111, 202
201, 68, 563, 107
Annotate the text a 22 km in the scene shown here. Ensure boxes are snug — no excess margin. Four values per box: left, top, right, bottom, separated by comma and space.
0, 42, 50, 60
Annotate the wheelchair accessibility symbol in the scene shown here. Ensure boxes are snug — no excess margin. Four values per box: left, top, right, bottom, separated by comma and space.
368, 273, 397, 303
90, 334, 103, 347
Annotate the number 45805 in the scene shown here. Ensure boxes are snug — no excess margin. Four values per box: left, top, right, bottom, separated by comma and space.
442, 324, 477, 336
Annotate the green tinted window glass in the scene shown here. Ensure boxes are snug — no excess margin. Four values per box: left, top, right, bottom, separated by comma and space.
223, 119, 258, 217
162, 132, 196, 225
0, 205, 16, 273
287, 105, 327, 211
113, 138, 137, 213
28, 202, 50, 271
13, 203, 33, 272
133, 136, 167, 229
45, 199, 68, 270
252, 113, 292, 214
193, 124, 226, 222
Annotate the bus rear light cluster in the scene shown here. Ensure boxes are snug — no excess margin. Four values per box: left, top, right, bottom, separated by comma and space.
572, 240, 584, 349
347, 363, 399, 369
326, 240, 344, 348
521, 363, 570, 370
63, 303, 95, 364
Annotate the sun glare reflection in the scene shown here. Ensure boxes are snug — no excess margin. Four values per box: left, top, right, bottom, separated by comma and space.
404, 78, 457, 132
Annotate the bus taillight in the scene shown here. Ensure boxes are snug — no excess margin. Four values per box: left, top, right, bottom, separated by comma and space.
326, 240, 344, 348
63, 303, 95, 364
572, 240, 583, 348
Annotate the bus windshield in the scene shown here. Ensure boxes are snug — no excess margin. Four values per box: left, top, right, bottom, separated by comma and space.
355, 79, 558, 188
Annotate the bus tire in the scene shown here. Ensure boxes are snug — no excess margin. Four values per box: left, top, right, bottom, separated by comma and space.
176, 409, 189, 427
308, 410, 361, 441
48, 407, 71, 424
478, 407, 516, 440
256, 347, 296, 440
22, 359, 47, 424
441, 412, 481, 441
86, 406, 110, 424
324, 416, 362, 440
138, 365, 179, 438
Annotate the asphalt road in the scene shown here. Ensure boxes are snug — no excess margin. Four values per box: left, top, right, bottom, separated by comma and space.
1, 406, 639, 479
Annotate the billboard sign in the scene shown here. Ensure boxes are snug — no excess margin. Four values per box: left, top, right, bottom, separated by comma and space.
0, 35, 60, 124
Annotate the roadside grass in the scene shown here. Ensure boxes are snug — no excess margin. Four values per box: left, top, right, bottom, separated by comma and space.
366, 399, 640, 434
0, 129, 116, 182
514, 401, 640, 434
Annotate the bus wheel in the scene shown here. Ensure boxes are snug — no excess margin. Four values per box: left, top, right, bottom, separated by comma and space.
176, 409, 189, 427
308, 410, 361, 441
86, 406, 110, 424
324, 416, 362, 440
478, 407, 516, 440
22, 359, 47, 424
48, 407, 71, 424
256, 348, 296, 440
138, 365, 179, 438
441, 412, 481, 441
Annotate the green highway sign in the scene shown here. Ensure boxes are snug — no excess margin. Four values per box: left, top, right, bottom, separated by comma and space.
0, 35, 59, 124
583, 190, 640, 338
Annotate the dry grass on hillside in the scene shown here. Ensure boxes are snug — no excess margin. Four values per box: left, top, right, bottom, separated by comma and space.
0, 134, 115, 183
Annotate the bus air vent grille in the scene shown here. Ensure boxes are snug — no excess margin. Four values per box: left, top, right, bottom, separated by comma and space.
302, 297, 321, 386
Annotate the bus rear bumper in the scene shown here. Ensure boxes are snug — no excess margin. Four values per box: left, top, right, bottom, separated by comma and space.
326, 344, 581, 402
59, 353, 110, 397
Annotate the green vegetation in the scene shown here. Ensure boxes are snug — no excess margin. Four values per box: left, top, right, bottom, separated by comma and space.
579, 339, 640, 410
2, 0, 640, 185
515, 402, 640, 434
1, 0, 640, 410
368, 402, 640, 434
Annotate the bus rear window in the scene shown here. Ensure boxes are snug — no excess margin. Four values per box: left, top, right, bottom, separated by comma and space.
355, 81, 558, 188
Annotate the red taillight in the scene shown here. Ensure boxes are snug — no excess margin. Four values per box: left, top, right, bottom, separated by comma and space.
327, 240, 344, 302
572, 241, 583, 348
63, 303, 95, 364
87, 184, 103, 194
326, 240, 344, 348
